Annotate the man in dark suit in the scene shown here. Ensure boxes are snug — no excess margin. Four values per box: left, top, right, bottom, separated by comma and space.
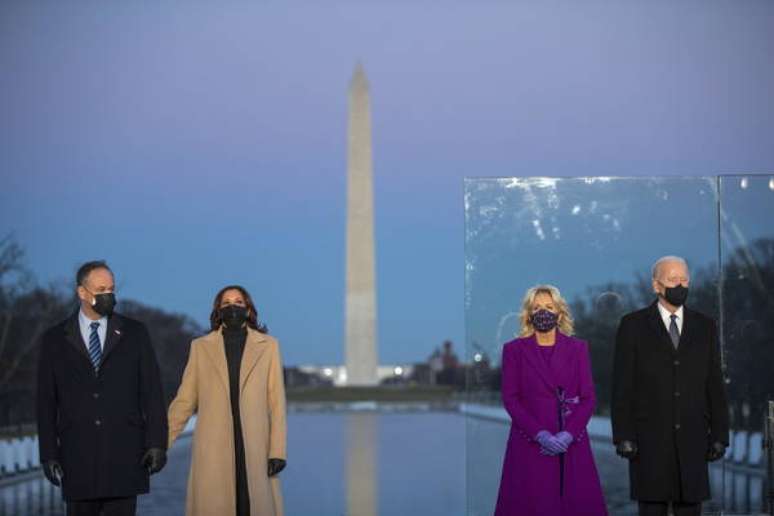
37, 261, 168, 516
611, 255, 729, 516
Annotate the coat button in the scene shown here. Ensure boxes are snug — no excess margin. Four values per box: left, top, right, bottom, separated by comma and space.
675, 423, 681, 430
674, 392, 680, 397
674, 360, 680, 366
93, 392, 100, 399
95, 419, 102, 426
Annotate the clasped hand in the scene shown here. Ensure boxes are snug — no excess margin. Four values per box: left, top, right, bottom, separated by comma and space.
536, 430, 573, 455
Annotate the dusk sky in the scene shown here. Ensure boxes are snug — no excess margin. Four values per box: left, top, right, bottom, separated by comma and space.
2, 1, 773, 365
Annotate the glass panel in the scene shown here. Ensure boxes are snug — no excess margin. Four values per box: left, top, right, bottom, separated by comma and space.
718, 174, 774, 515
464, 177, 720, 515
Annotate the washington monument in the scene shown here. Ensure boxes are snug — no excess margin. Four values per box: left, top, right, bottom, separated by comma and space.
345, 63, 378, 386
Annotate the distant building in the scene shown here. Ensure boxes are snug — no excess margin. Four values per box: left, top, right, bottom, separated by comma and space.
284, 367, 334, 389
296, 364, 415, 387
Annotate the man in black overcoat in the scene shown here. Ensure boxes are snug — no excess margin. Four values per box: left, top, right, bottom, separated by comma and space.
611, 255, 729, 516
36, 261, 168, 516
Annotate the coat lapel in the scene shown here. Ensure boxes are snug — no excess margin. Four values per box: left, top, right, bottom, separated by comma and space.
677, 307, 694, 352
100, 315, 124, 366
550, 332, 575, 391
63, 312, 91, 364
200, 330, 231, 398
646, 301, 678, 354
239, 329, 268, 394
522, 334, 557, 390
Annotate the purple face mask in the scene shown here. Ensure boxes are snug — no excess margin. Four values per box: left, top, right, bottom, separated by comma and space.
531, 309, 559, 333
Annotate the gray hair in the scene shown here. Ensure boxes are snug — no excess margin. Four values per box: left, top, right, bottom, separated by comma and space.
651, 255, 689, 279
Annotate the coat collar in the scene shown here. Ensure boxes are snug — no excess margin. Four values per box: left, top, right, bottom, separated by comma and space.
521, 331, 574, 392
101, 314, 124, 365
63, 311, 125, 373
200, 327, 269, 397
63, 311, 90, 363
239, 329, 268, 394
646, 301, 692, 353
678, 305, 695, 350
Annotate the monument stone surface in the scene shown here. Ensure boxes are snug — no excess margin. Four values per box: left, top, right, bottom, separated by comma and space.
345, 63, 378, 386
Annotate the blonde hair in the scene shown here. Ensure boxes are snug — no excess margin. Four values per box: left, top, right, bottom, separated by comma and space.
518, 284, 574, 337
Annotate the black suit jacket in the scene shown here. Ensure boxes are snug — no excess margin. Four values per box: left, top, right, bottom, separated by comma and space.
36, 312, 168, 501
611, 301, 729, 503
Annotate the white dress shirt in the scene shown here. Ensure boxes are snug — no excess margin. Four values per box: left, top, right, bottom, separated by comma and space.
79, 309, 108, 352
657, 302, 684, 336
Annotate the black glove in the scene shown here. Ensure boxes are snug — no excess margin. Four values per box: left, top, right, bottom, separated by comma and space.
615, 440, 638, 460
42, 460, 63, 486
706, 441, 726, 462
141, 448, 167, 474
267, 458, 286, 477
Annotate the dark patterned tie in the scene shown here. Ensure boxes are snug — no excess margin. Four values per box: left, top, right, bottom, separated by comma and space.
88, 321, 102, 372
669, 314, 680, 349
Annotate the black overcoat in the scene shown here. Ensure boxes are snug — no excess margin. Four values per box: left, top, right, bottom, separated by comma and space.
611, 301, 729, 503
36, 312, 167, 501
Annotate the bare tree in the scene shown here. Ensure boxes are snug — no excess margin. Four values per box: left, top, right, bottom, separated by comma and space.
0, 237, 71, 425
0, 235, 32, 373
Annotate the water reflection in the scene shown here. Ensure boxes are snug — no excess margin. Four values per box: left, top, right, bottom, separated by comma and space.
283, 410, 465, 516
1, 410, 767, 515
347, 413, 377, 516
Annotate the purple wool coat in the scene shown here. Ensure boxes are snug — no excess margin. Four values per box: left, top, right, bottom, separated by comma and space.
494, 332, 607, 516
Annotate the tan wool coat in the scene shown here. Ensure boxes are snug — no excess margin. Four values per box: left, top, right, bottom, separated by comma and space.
168, 328, 287, 516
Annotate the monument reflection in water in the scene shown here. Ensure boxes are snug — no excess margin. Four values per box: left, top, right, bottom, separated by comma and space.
347, 413, 377, 516
282, 410, 466, 516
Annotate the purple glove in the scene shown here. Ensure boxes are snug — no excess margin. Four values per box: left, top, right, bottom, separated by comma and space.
555, 431, 574, 449
536, 430, 568, 455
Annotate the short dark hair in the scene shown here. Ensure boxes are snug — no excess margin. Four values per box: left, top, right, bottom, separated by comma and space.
76, 260, 112, 287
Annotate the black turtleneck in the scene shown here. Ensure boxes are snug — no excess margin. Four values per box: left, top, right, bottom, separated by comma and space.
222, 325, 249, 516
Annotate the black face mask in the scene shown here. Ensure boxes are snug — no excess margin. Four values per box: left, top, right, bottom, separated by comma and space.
91, 292, 116, 317
220, 305, 248, 328
661, 284, 689, 307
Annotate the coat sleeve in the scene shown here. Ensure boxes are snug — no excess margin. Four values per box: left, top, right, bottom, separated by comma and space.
138, 323, 168, 450
706, 318, 729, 445
267, 339, 287, 460
501, 343, 543, 439
167, 341, 199, 448
564, 340, 597, 441
611, 315, 637, 444
36, 334, 58, 463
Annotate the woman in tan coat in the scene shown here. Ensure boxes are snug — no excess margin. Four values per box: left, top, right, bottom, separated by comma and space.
168, 285, 287, 516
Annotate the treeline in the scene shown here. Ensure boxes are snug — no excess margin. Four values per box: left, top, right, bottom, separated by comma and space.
0, 236, 202, 429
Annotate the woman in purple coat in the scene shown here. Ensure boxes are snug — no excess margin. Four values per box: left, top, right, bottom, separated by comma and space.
495, 285, 607, 516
